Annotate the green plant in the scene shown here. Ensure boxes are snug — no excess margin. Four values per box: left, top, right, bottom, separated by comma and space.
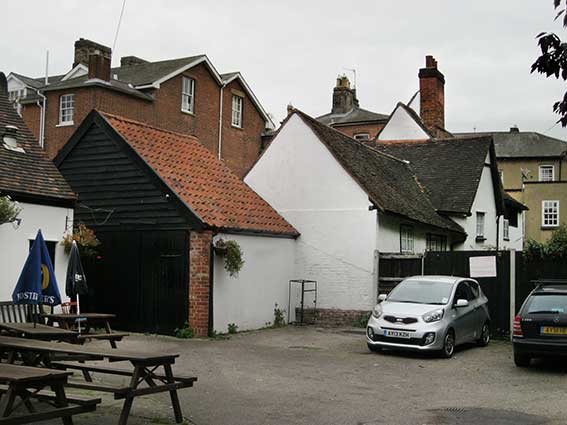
227, 323, 238, 334
174, 322, 194, 339
61, 223, 102, 258
0, 196, 21, 225
215, 239, 245, 277
352, 312, 371, 328
273, 304, 286, 328
525, 224, 567, 258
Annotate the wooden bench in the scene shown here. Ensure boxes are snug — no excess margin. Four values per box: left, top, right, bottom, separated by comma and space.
0, 303, 45, 325
0, 336, 197, 425
0, 363, 100, 424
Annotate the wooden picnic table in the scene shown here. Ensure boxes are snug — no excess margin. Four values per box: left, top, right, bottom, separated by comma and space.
0, 363, 100, 424
0, 323, 78, 342
43, 313, 127, 348
0, 336, 197, 425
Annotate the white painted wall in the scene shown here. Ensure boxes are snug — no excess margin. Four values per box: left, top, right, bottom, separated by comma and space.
378, 105, 429, 141
0, 202, 73, 303
212, 233, 295, 333
246, 114, 378, 311
451, 158, 499, 250
6, 75, 27, 95
500, 213, 524, 250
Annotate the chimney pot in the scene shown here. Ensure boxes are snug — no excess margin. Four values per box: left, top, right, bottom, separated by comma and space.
332, 75, 357, 115
419, 55, 445, 134
510, 126, 520, 133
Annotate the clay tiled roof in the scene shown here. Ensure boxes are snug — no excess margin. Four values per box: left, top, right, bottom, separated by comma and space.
100, 112, 298, 236
0, 77, 75, 204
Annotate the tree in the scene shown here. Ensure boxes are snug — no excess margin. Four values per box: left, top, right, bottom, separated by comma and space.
531, 1, 567, 126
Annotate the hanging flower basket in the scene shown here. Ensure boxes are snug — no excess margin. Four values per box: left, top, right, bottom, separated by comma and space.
0, 196, 21, 225
214, 239, 245, 277
61, 223, 101, 259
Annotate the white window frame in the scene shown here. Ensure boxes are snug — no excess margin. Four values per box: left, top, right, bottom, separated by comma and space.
354, 133, 370, 141
59, 94, 75, 125
232, 95, 243, 128
181, 77, 195, 114
476, 212, 485, 239
542, 200, 560, 228
400, 225, 414, 253
503, 219, 510, 241
539, 165, 555, 182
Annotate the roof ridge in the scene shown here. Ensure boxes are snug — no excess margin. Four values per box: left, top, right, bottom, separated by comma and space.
113, 54, 206, 70
98, 110, 199, 142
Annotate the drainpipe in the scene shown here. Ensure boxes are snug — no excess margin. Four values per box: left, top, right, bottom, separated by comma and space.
30, 87, 46, 149
217, 83, 226, 160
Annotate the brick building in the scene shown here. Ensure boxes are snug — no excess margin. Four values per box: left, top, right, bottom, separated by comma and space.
9, 38, 274, 177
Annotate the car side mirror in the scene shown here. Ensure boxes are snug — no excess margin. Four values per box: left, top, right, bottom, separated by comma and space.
377, 294, 387, 303
455, 299, 469, 308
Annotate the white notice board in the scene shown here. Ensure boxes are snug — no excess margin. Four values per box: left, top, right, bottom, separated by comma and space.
469, 256, 497, 278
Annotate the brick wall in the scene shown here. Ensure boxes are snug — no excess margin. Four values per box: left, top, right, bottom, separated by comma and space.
296, 308, 370, 327
189, 230, 212, 337
21, 63, 267, 177
332, 123, 386, 140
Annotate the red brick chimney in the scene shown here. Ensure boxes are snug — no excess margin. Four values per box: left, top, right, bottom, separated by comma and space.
74, 38, 112, 81
419, 55, 445, 132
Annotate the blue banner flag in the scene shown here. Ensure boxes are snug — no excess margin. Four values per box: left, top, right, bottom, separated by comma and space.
12, 229, 62, 306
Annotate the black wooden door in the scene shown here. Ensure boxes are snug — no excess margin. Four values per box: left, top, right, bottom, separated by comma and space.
83, 230, 189, 334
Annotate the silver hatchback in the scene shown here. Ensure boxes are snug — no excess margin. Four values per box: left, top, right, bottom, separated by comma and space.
366, 276, 491, 358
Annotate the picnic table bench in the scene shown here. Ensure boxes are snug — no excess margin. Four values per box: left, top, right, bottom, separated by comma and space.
44, 313, 128, 348
0, 336, 197, 425
0, 363, 100, 424
0, 323, 78, 342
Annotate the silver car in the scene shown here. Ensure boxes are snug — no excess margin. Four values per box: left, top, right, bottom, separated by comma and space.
366, 276, 491, 358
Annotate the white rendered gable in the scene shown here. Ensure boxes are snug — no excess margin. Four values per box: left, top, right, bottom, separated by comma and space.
378, 104, 429, 140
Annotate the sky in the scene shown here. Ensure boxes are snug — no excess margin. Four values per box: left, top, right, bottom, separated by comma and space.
2, 0, 567, 139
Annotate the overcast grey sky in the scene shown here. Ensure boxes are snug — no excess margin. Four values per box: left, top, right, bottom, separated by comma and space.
2, 0, 566, 139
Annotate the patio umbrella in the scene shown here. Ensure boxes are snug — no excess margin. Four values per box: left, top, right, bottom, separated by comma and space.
65, 240, 88, 332
12, 229, 62, 325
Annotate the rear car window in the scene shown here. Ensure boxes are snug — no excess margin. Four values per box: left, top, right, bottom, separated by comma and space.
525, 294, 567, 314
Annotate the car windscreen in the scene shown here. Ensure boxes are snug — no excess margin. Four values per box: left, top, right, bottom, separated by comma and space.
525, 294, 567, 314
387, 280, 454, 305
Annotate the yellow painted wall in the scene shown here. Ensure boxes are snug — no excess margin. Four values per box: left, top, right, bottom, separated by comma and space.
498, 158, 566, 190
518, 182, 567, 243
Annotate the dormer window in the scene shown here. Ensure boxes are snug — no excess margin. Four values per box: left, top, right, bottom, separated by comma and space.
59, 94, 75, 125
181, 77, 195, 114
354, 133, 370, 141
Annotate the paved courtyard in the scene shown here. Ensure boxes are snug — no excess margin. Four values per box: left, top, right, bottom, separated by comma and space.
44, 326, 567, 425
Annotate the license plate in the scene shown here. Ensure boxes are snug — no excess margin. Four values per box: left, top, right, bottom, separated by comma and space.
541, 326, 567, 336
384, 330, 411, 339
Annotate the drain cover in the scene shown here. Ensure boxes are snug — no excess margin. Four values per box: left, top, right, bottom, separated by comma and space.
428, 407, 548, 425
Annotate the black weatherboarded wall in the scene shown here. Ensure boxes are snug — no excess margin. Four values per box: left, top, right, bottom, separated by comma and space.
57, 119, 197, 334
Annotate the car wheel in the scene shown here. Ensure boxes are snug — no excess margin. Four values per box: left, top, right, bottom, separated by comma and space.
440, 330, 455, 358
514, 351, 531, 367
477, 322, 490, 347
367, 343, 382, 353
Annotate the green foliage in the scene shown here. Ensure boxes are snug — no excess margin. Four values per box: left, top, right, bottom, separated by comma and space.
273, 304, 286, 328
215, 239, 245, 277
0, 196, 21, 225
525, 224, 567, 258
174, 322, 194, 339
227, 323, 238, 334
532, 1, 567, 126
61, 223, 102, 258
352, 312, 371, 328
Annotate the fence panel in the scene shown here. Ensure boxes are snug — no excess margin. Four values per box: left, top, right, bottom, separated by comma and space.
424, 251, 510, 336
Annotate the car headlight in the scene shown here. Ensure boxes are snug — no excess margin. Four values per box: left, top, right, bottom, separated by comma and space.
422, 308, 444, 323
372, 304, 382, 319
